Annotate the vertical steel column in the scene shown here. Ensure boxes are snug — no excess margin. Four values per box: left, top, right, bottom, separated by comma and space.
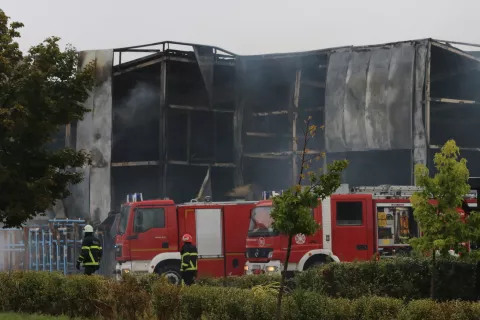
292, 69, 302, 185
233, 60, 245, 187
425, 41, 432, 145
187, 112, 191, 163
159, 60, 168, 198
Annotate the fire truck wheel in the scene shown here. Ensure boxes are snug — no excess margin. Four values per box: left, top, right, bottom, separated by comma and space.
157, 265, 181, 285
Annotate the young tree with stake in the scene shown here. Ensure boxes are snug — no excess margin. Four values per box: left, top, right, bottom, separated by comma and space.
410, 139, 480, 298
270, 116, 348, 318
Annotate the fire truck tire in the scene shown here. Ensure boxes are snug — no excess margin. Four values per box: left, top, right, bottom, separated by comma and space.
156, 265, 181, 285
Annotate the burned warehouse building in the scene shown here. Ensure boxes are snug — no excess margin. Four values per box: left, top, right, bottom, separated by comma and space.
55, 38, 480, 224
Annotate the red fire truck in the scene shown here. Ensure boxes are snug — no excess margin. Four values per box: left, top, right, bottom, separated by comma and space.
114, 194, 256, 283
244, 185, 478, 275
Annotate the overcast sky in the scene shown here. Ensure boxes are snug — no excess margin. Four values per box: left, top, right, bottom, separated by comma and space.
3, 0, 480, 55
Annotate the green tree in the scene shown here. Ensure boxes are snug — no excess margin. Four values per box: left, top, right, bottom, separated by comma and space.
410, 139, 480, 298
271, 117, 348, 318
0, 10, 94, 227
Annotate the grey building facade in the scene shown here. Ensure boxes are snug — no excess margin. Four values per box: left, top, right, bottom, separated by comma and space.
54, 39, 480, 224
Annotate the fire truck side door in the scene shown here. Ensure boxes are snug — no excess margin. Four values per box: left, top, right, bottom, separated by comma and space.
179, 207, 225, 278
283, 208, 322, 261
331, 196, 374, 262
128, 206, 170, 261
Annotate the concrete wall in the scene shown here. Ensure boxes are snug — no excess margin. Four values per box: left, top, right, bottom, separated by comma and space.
69, 50, 113, 224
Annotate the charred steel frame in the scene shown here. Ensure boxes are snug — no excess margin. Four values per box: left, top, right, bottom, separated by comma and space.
72, 39, 480, 212
110, 41, 238, 207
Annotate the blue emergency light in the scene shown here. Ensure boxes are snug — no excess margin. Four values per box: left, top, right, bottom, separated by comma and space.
126, 193, 143, 203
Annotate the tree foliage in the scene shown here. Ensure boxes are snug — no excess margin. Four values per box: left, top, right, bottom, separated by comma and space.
271, 116, 348, 318
0, 10, 95, 227
410, 139, 480, 258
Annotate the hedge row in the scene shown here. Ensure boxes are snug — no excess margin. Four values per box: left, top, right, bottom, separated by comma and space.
159, 285, 480, 320
2, 271, 480, 319
196, 258, 480, 301
0, 271, 151, 319
296, 258, 480, 301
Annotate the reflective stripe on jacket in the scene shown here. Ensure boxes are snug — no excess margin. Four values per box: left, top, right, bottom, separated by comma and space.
180, 243, 198, 271
77, 235, 103, 266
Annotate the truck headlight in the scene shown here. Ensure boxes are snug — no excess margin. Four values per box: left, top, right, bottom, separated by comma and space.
244, 265, 249, 271
266, 266, 277, 272
122, 269, 130, 274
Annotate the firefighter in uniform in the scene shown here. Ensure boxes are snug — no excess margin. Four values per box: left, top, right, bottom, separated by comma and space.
76, 225, 103, 275
180, 234, 198, 286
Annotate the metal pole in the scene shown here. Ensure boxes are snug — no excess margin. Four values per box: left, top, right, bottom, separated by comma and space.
8, 230, 12, 271
35, 230, 38, 271
56, 234, 60, 271
42, 229, 45, 271
49, 231, 53, 272
63, 229, 67, 275
73, 223, 77, 273
28, 230, 31, 270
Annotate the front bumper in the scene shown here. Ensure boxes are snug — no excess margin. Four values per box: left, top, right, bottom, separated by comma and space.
114, 261, 150, 280
244, 260, 282, 275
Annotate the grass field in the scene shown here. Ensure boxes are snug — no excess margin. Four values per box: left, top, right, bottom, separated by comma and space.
0, 314, 71, 320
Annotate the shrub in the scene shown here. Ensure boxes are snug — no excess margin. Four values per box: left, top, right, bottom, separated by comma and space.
295, 258, 478, 301
105, 274, 152, 320
151, 278, 182, 320
398, 300, 480, 320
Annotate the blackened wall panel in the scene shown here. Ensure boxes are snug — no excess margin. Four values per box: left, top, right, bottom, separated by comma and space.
112, 64, 160, 163
167, 165, 207, 203
111, 166, 160, 211
365, 48, 391, 149
325, 43, 416, 153
344, 51, 369, 150
324, 51, 350, 152
386, 44, 415, 149
328, 150, 412, 186
431, 105, 480, 148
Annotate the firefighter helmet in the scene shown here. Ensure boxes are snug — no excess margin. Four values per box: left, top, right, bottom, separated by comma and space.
84, 225, 94, 233
182, 234, 193, 242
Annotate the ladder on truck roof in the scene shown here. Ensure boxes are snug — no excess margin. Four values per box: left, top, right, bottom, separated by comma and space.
351, 185, 477, 199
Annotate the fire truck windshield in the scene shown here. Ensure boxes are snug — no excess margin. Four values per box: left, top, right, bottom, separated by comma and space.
117, 205, 130, 235
248, 206, 278, 237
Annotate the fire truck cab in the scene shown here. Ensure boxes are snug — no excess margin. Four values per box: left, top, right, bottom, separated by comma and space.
244, 185, 478, 275
114, 193, 256, 283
